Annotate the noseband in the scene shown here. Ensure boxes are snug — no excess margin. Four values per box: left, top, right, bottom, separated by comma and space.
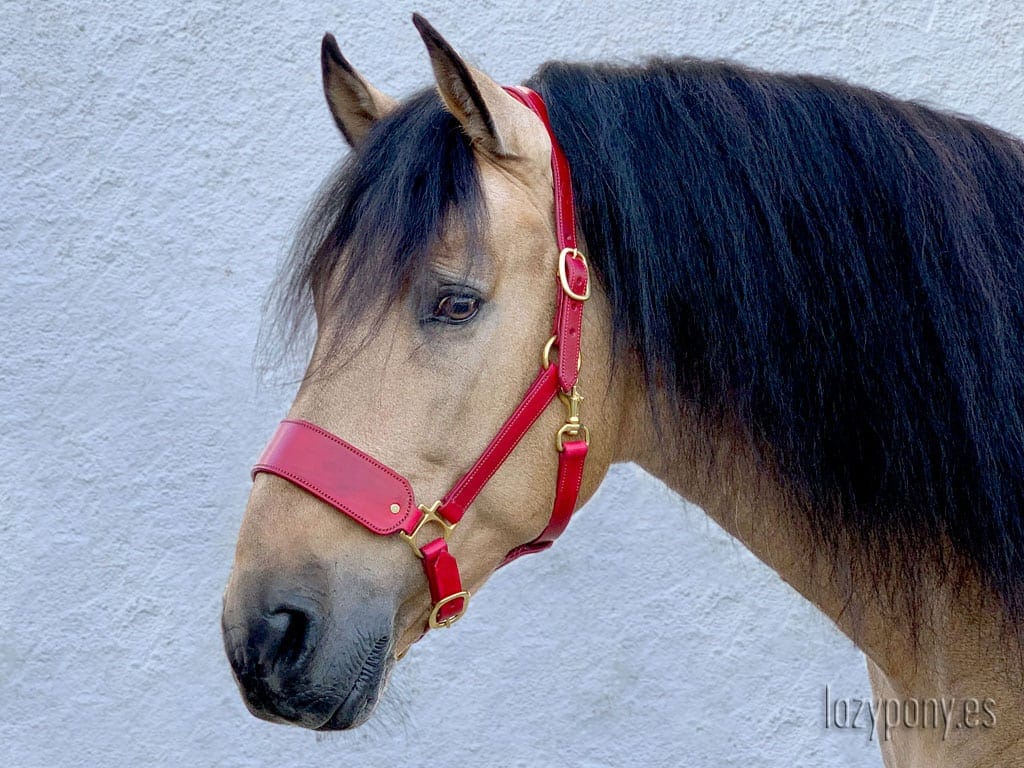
252, 87, 590, 631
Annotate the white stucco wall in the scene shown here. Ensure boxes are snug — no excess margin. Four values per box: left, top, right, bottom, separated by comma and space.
4, 1, 1023, 766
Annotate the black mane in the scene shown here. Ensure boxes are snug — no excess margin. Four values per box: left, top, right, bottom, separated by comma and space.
278, 58, 1024, 633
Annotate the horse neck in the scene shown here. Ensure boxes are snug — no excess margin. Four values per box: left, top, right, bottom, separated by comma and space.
613, 388, 1024, 767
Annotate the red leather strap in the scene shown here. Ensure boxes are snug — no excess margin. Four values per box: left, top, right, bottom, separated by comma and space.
433, 89, 589, 525
505, 85, 589, 392
420, 538, 466, 624
253, 419, 419, 536
553, 255, 588, 391
502, 438, 588, 564
503, 86, 577, 251
438, 364, 559, 523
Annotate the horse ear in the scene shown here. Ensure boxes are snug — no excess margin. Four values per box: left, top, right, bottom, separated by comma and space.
320, 33, 398, 147
412, 14, 535, 158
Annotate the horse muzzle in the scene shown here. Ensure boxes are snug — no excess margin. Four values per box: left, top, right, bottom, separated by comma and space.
221, 568, 394, 730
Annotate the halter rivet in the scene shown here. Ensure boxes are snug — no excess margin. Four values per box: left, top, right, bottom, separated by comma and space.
389, 503, 401, 514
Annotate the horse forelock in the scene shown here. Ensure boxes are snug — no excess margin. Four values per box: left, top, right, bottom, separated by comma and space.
266, 88, 485, 367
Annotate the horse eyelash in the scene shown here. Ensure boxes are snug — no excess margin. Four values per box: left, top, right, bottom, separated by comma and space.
418, 286, 484, 327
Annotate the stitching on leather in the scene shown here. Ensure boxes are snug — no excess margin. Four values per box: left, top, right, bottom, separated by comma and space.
447, 368, 557, 510
254, 463, 404, 534
558, 298, 583, 388
449, 385, 548, 506
547, 448, 585, 540
565, 449, 585, 500
282, 419, 413, 508
513, 87, 574, 249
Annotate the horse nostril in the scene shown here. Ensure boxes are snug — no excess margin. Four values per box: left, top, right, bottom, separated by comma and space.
269, 606, 312, 671
239, 600, 321, 681
222, 590, 332, 725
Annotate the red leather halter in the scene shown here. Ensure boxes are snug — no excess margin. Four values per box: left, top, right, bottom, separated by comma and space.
252, 86, 590, 631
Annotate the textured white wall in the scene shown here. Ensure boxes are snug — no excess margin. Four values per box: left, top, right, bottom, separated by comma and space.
4, 1, 1023, 766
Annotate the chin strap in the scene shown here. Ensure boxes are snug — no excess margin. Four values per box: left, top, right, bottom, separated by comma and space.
253, 85, 590, 631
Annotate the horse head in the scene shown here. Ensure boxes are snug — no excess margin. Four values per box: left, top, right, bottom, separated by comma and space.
221, 15, 636, 730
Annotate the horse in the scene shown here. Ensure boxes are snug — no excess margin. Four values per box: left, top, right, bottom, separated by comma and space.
221, 14, 1024, 767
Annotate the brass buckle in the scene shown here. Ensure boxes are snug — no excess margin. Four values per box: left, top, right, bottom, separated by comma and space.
428, 591, 470, 629
555, 385, 591, 451
400, 500, 456, 559
558, 248, 591, 301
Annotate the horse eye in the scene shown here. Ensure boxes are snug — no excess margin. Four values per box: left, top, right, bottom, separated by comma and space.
431, 293, 481, 325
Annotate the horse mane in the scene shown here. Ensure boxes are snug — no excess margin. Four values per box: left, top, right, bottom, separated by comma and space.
275, 57, 1024, 637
